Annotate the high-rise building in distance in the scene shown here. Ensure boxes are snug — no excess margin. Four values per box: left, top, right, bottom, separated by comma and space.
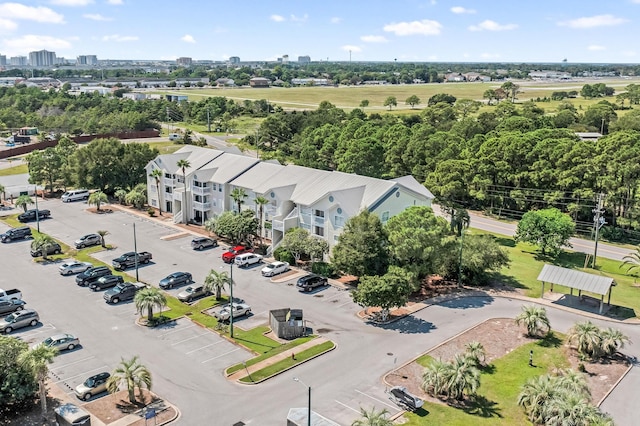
29, 50, 56, 67
77, 55, 98, 66
10, 56, 27, 66
176, 57, 192, 66
298, 55, 311, 64
0, 55, 6, 66
229, 56, 240, 64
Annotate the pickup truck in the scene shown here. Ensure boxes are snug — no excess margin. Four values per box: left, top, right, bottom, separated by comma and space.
112, 252, 152, 270
213, 303, 252, 322
0, 288, 22, 301
103, 282, 147, 304
18, 209, 51, 223
222, 245, 252, 263
1, 226, 32, 243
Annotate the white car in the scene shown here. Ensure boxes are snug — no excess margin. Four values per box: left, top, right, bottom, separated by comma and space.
213, 303, 251, 321
59, 261, 93, 276
261, 261, 290, 277
234, 253, 263, 268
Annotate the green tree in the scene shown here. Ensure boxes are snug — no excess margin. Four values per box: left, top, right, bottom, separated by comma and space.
446, 354, 481, 400
567, 321, 604, 360
351, 266, 415, 321
428, 93, 457, 106
281, 228, 313, 265
230, 187, 247, 213
97, 230, 109, 248
88, 190, 108, 211
501, 81, 520, 102
254, 195, 269, 244
351, 407, 393, 426
332, 210, 389, 277
15, 194, 33, 212
514, 208, 575, 256
422, 358, 450, 397
176, 158, 190, 189
0, 336, 37, 409
518, 375, 561, 424
213, 210, 258, 243
203, 269, 230, 300
437, 234, 510, 285
483, 89, 497, 105
134, 287, 167, 322
106, 356, 152, 404
405, 95, 421, 109
149, 168, 163, 216
359, 99, 370, 109
26, 147, 62, 194
18, 345, 57, 415
30, 234, 59, 260
125, 187, 147, 209
600, 327, 629, 357
514, 305, 551, 337
114, 188, 128, 204
383, 96, 397, 110
455, 99, 481, 118
450, 207, 470, 237
0, 183, 4, 203
464, 341, 486, 368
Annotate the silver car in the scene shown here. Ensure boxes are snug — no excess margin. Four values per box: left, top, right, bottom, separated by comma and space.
75, 372, 110, 401
35, 333, 80, 352
0, 309, 39, 333
74, 233, 102, 249
59, 261, 93, 276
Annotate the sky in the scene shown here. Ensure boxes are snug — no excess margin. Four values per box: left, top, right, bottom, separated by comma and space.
1, 0, 640, 63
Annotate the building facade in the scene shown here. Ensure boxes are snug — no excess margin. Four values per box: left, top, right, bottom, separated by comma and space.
177, 57, 192, 66
29, 50, 56, 67
77, 55, 98, 66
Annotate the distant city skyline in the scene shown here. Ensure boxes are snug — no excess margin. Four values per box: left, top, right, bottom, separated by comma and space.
1, 0, 640, 63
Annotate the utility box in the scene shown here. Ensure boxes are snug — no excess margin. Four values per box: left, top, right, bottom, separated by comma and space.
269, 308, 304, 340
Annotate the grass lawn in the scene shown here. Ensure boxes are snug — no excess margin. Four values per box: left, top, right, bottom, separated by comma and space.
0, 163, 28, 176
403, 334, 567, 426
226, 335, 316, 375
144, 141, 185, 154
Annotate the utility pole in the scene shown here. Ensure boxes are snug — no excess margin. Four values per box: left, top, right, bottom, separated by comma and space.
592, 193, 606, 269
207, 109, 211, 133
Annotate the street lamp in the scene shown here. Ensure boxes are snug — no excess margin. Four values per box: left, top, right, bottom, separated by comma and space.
133, 222, 138, 281
220, 263, 235, 338
34, 186, 40, 233
293, 377, 311, 426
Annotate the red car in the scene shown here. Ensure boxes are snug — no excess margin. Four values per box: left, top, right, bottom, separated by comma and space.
222, 245, 253, 263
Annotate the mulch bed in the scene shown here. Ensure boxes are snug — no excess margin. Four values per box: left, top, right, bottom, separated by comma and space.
85, 389, 176, 425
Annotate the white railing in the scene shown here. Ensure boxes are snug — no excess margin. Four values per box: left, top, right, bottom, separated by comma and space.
192, 186, 211, 196
163, 177, 174, 186
193, 201, 212, 210
173, 210, 183, 224
272, 220, 284, 231
285, 207, 299, 220
314, 216, 325, 226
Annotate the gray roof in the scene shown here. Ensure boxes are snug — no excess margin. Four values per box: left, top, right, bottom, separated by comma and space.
198, 152, 259, 183
229, 161, 284, 189
151, 146, 224, 174
537, 264, 614, 295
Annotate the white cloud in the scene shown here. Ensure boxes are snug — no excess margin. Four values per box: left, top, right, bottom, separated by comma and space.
360, 35, 388, 43
107, 0, 123, 4
480, 52, 500, 58
290, 14, 308, 23
3, 34, 72, 53
330, 17, 342, 24
102, 34, 138, 42
383, 19, 442, 36
270, 14, 285, 22
181, 34, 196, 43
341, 45, 362, 53
588, 44, 605, 51
0, 18, 18, 32
83, 13, 111, 21
558, 14, 627, 29
0, 3, 65, 24
50, 0, 94, 5
468, 20, 517, 31
451, 6, 476, 14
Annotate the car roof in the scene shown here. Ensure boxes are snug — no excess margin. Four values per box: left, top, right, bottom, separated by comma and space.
192, 236, 210, 241
88, 372, 110, 380
18, 308, 36, 314
48, 333, 73, 340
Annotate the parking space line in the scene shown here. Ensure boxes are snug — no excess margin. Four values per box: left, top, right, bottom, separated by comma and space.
53, 365, 109, 384
50, 356, 95, 371
334, 400, 361, 414
185, 340, 225, 354
158, 324, 195, 337
171, 333, 211, 346
354, 389, 400, 411
337, 300, 354, 308
201, 348, 241, 363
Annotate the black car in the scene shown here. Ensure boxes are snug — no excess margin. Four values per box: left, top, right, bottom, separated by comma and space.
191, 237, 218, 250
296, 274, 328, 292
30, 241, 62, 257
89, 275, 124, 291
159, 272, 193, 289
76, 266, 111, 286
18, 209, 50, 223
1, 226, 32, 242
74, 233, 102, 249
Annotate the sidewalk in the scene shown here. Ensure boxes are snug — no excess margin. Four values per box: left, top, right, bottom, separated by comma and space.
226, 336, 331, 383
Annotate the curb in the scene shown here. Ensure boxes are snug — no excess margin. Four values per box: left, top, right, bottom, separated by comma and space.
596, 361, 634, 407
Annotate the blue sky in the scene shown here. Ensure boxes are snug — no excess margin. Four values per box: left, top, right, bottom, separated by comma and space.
1, 0, 640, 63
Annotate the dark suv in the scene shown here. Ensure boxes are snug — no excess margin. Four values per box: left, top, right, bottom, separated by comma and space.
89, 275, 123, 291
1, 226, 32, 242
76, 266, 111, 286
30, 241, 62, 257
296, 274, 328, 292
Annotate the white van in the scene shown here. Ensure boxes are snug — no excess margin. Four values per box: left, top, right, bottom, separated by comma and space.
235, 253, 263, 268
168, 133, 180, 141
62, 189, 90, 203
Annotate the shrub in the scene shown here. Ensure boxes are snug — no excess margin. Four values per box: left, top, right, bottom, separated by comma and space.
312, 261, 338, 278
274, 246, 295, 265
147, 208, 156, 217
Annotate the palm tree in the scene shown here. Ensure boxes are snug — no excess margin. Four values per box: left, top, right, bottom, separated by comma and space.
568, 321, 604, 360
106, 356, 152, 404
15, 194, 33, 212
204, 217, 216, 235
543, 393, 600, 426
230, 187, 247, 213
445, 354, 480, 400
600, 327, 629, 357
351, 407, 393, 426
88, 190, 108, 211
422, 358, 450, 397
114, 188, 128, 205
30, 234, 58, 260
125, 189, 146, 209
0, 183, 5, 203
134, 287, 167, 322
514, 305, 551, 337
621, 246, 640, 277
176, 159, 190, 189
450, 207, 470, 237
518, 375, 559, 424
555, 369, 590, 398
149, 168, 163, 216
464, 341, 486, 367
203, 269, 230, 300
19, 345, 58, 415
97, 230, 110, 248
255, 195, 269, 243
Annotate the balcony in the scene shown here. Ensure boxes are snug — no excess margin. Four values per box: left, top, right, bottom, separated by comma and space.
314, 216, 325, 226
193, 201, 212, 210
192, 185, 212, 196
163, 193, 173, 201
163, 177, 175, 186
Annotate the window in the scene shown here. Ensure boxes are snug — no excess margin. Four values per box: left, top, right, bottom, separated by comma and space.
164, 173, 172, 179
314, 209, 324, 218
314, 226, 324, 237
212, 183, 217, 191
165, 187, 172, 194
381, 211, 390, 223
334, 216, 345, 228
219, 185, 222, 192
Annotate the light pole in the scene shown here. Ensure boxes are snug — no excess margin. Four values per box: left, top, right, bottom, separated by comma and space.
34, 186, 40, 233
293, 377, 311, 426
221, 263, 235, 337
133, 222, 139, 281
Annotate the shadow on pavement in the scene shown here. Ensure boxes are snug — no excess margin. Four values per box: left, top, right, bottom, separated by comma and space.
378, 315, 436, 334
438, 295, 495, 310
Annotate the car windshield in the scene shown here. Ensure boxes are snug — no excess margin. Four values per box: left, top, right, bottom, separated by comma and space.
43, 337, 54, 345
186, 287, 194, 293
4, 313, 17, 322
265, 264, 275, 269
84, 378, 96, 387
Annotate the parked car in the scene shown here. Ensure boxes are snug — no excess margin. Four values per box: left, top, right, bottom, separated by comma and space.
30, 241, 62, 257
177, 285, 209, 302
389, 386, 424, 411
234, 253, 263, 268
159, 272, 193, 289
76, 266, 111, 286
261, 261, 290, 277
1, 226, 32, 242
103, 282, 146, 304
0, 309, 39, 333
296, 274, 328, 292
61, 189, 89, 203
59, 261, 93, 276
0, 299, 26, 315
191, 236, 218, 250
74, 233, 102, 249
35, 333, 80, 352
75, 372, 110, 401
112, 251, 152, 270
222, 245, 252, 263
18, 209, 50, 223
89, 275, 124, 291
213, 303, 251, 321
0, 288, 22, 301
